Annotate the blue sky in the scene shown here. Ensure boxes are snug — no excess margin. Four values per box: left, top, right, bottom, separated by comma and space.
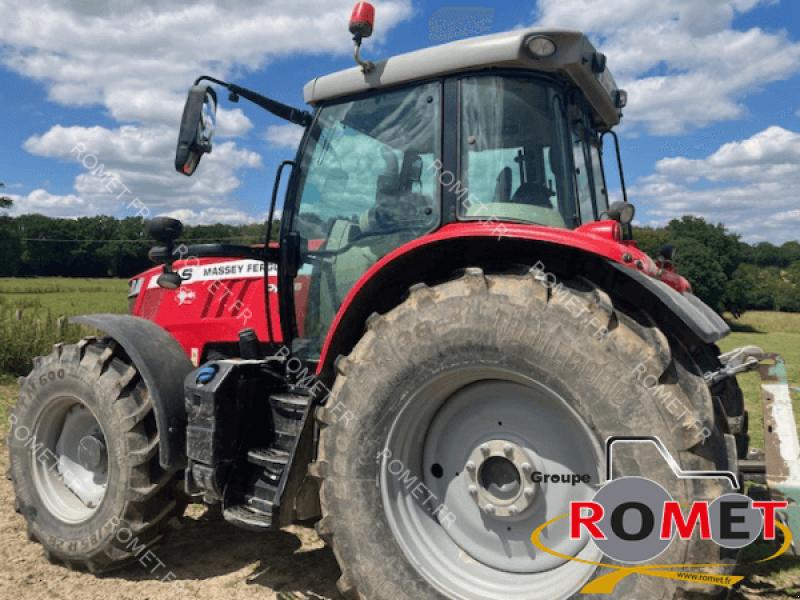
1, 0, 799, 244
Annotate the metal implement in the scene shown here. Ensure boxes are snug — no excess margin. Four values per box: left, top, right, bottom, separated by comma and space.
725, 347, 799, 555
704, 345, 763, 386
759, 352, 800, 556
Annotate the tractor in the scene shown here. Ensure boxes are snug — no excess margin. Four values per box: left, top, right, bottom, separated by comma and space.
8, 4, 798, 599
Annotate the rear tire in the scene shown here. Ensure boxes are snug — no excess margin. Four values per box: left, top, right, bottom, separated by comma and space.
8, 337, 185, 572
313, 268, 735, 599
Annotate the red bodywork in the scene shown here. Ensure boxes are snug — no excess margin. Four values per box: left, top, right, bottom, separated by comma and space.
130, 257, 282, 366
130, 221, 689, 366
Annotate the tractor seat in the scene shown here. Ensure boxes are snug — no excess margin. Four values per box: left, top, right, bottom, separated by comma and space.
510, 181, 555, 208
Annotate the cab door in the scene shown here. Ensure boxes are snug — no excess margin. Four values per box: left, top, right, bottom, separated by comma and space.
280, 82, 442, 360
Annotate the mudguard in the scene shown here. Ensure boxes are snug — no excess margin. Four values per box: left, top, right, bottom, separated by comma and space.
604, 260, 730, 343
316, 226, 731, 375
69, 313, 194, 470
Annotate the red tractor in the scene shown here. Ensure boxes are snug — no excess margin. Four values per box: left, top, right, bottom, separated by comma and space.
11, 5, 790, 599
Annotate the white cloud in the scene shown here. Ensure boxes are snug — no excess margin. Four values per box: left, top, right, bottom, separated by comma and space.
533, 0, 800, 135
629, 126, 800, 243
262, 124, 305, 149
655, 126, 800, 181
22, 124, 262, 218
7, 189, 92, 219
0, 1, 412, 122
161, 207, 263, 226
1, 0, 413, 220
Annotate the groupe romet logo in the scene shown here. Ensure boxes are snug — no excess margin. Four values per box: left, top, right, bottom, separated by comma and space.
531, 436, 792, 594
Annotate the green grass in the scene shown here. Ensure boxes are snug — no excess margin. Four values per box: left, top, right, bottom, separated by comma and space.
0, 277, 129, 376
719, 311, 800, 451
0, 278, 129, 315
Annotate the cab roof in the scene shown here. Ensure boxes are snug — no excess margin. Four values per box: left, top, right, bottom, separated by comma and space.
303, 28, 624, 130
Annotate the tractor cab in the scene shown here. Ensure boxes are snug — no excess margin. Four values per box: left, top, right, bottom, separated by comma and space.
286, 29, 627, 360
171, 26, 632, 361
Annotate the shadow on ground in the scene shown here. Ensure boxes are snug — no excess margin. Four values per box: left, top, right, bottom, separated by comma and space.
99, 508, 341, 599
727, 320, 764, 334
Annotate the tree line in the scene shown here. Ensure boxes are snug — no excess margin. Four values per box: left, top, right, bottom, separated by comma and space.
0, 211, 280, 279
634, 216, 800, 315
0, 204, 797, 315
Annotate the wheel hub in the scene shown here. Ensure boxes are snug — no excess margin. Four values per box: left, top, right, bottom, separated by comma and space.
32, 400, 109, 522
381, 367, 607, 599
78, 434, 107, 472
466, 440, 537, 518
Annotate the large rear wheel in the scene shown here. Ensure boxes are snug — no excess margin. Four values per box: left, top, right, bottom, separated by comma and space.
8, 337, 185, 572
313, 268, 734, 599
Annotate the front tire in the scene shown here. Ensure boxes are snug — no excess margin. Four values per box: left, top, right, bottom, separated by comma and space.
314, 268, 734, 599
8, 337, 185, 572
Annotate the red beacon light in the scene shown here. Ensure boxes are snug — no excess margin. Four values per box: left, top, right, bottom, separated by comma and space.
349, 2, 376, 73
349, 2, 375, 39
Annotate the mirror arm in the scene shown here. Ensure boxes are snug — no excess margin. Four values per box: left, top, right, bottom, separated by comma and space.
193, 77, 311, 127
227, 83, 312, 127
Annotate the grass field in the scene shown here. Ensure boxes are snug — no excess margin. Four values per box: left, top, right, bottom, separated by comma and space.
0, 278, 129, 379
720, 311, 800, 451
0, 277, 129, 314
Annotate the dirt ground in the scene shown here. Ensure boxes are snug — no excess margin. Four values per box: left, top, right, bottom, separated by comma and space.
0, 383, 797, 600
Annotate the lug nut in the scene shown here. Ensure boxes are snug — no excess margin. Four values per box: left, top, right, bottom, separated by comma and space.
509, 506, 519, 517
466, 461, 476, 472
504, 444, 514, 457
479, 444, 490, 456
468, 485, 478, 496
524, 488, 534, 500
521, 463, 532, 474
484, 504, 496, 515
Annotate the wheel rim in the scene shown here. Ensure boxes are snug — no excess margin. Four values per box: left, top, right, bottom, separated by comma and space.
32, 397, 109, 523
380, 367, 605, 600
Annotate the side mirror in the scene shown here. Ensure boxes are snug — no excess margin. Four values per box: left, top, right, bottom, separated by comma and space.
175, 85, 217, 176
146, 216, 185, 290
146, 216, 184, 245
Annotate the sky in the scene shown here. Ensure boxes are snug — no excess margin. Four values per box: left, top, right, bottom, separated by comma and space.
1, 0, 799, 244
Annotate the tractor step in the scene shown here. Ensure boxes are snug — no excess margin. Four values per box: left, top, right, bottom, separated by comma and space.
223, 504, 273, 531
224, 391, 313, 531
247, 448, 290, 470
